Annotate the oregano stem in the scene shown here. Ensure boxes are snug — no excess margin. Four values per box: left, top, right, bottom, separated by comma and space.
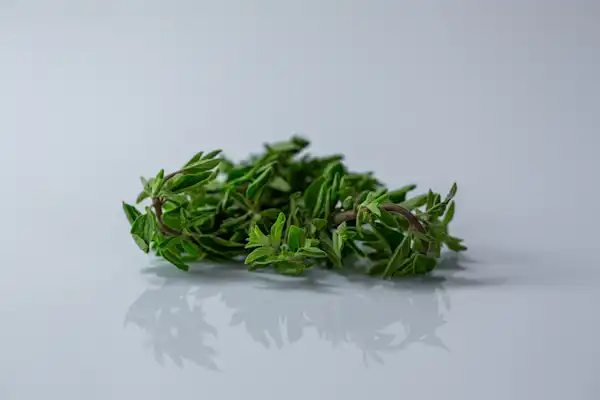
164, 169, 184, 182
151, 168, 246, 237
151, 170, 184, 237
152, 197, 182, 236
332, 204, 431, 256
332, 203, 426, 233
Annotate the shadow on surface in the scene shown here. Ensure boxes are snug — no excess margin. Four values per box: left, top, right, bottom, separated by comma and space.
125, 253, 503, 371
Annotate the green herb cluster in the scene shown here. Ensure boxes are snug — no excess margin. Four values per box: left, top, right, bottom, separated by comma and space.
122, 136, 467, 278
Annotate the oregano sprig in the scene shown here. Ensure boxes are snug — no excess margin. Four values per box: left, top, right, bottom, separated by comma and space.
122, 136, 467, 277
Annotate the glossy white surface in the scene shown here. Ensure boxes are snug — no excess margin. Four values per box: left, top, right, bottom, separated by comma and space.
1, 1, 599, 399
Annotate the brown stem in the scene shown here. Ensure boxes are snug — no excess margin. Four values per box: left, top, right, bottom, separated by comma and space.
333, 203, 430, 255
152, 197, 183, 236
151, 167, 234, 238
150, 170, 187, 237
164, 169, 184, 182
332, 203, 426, 233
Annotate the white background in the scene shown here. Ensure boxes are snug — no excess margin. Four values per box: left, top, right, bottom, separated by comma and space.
1, 1, 598, 399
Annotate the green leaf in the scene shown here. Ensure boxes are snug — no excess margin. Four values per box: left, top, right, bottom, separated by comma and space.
333, 223, 347, 258
296, 247, 327, 258
246, 167, 273, 199
201, 149, 223, 160
163, 207, 184, 230
151, 169, 165, 196
356, 190, 369, 205
383, 235, 411, 277
183, 158, 221, 172
256, 161, 278, 174
400, 194, 428, 210
270, 212, 286, 249
268, 176, 291, 192
286, 225, 304, 251
122, 202, 142, 226
303, 177, 325, 214
318, 231, 343, 268
248, 255, 280, 270
291, 135, 310, 148
131, 234, 149, 253
207, 235, 245, 248
332, 231, 342, 258
304, 238, 319, 248
140, 176, 150, 190
366, 202, 381, 217
444, 182, 458, 203
275, 262, 304, 276
427, 200, 448, 218
184, 213, 212, 229
389, 257, 414, 277
412, 253, 437, 274
378, 208, 400, 229
312, 180, 328, 218
167, 171, 214, 193
245, 247, 275, 264
338, 175, 349, 196
323, 187, 333, 220
330, 172, 341, 203
426, 190, 435, 210
312, 218, 328, 230
184, 151, 204, 167
362, 191, 376, 205
372, 222, 405, 249
161, 191, 188, 206
356, 208, 367, 230
324, 161, 345, 181
443, 201, 455, 225
259, 208, 280, 220
145, 209, 160, 241
388, 184, 417, 203
265, 140, 301, 153
136, 191, 150, 204
162, 249, 189, 271
193, 234, 244, 258
181, 239, 202, 257
346, 239, 366, 257
217, 189, 230, 212
342, 196, 354, 210
221, 213, 252, 229
130, 214, 150, 253
373, 188, 388, 204
445, 235, 467, 252
365, 223, 392, 255
246, 225, 270, 248
229, 191, 253, 210
157, 236, 181, 251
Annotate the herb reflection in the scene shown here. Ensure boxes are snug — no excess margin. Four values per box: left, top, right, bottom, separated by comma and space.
125, 254, 481, 370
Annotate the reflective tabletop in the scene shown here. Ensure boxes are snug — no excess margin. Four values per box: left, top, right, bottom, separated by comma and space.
1, 2, 598, 399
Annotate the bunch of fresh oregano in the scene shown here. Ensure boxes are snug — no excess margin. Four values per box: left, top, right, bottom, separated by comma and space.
122, 136, 467, 278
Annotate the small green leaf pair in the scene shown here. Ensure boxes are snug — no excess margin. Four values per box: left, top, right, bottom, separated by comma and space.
124, 204, 158, 254
359, 189, 389, 217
